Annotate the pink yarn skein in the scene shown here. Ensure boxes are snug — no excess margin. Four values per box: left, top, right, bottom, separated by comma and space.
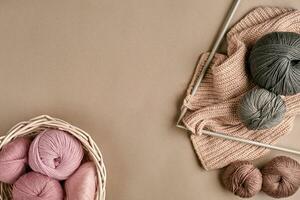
12, 171, 63, 200
0, 137, 31, 184
65, 162, 97, 200
29, 129, 84, 180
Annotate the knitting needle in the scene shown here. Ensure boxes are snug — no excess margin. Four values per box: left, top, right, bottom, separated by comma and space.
176, 0, 241, 126
177, 125, 300, 156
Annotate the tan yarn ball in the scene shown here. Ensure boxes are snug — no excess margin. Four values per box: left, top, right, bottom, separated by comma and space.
262, 156, 300, 198
222, 161, 262, 198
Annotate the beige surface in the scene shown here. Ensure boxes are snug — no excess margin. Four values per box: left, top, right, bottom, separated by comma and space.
0, 0, 300, 199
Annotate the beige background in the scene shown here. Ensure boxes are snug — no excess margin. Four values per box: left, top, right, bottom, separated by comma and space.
0, 0, 300, 199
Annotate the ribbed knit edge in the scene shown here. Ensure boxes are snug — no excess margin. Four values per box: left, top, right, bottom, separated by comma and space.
191, 134, 209, 170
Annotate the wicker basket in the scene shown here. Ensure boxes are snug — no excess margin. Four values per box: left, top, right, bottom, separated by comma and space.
0, 115, 106, 200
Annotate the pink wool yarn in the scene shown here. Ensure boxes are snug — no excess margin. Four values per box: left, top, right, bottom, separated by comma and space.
29, 129, 84, 180
65, 162, 97, 200
12, 171, 63, 200
0, 137, 31, 184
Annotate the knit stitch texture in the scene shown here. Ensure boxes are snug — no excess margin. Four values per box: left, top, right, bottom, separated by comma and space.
182, 7, 300, 170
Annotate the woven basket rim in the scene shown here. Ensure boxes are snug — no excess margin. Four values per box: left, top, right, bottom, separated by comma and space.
0, 115, 106, 200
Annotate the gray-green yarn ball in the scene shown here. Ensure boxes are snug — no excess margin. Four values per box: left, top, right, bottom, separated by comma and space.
249, 32, 300, 95
239, 88, 286, 130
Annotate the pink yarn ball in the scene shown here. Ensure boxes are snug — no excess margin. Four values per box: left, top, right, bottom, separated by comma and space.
28, 129, 84, 180
0, 137, 31, 184
65, 162, 97, 200
12, 171, 63, 200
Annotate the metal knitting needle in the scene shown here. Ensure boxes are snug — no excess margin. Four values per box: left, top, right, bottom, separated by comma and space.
178, 125, 300, 156
177, 0, 241, 126
203, 130, 300, 155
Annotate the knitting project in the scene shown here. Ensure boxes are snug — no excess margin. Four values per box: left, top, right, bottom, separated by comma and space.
182, 7, 300, 170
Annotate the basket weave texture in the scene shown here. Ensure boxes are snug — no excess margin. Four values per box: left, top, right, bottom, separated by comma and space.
0, 115, 106, 200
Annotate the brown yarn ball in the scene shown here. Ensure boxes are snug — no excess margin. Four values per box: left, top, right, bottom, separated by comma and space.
262, 156, 300, 198
222, 161, 262, 198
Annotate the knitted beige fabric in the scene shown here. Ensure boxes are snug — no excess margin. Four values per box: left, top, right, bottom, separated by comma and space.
182, 7, 300, 170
